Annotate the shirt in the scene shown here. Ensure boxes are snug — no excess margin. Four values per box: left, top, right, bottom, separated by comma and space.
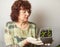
4, 21, 37, 47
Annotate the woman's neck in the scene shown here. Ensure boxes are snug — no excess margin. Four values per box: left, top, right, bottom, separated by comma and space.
17, 21, 28, 26
15, 21, 29, 30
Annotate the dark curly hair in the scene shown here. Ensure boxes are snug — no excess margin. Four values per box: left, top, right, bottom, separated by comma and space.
10, 0, 31, 22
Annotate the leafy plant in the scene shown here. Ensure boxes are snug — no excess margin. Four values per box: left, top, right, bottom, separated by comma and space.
40, 28, 53, 44
40, 29, 52, 37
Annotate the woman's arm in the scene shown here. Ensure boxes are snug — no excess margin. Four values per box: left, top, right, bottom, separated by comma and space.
14, 36, 30, 47
31, 23, 37, 38
4, 23, 14, 46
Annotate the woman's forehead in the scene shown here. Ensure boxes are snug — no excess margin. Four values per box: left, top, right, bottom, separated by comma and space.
20, 6, 30, 10
20, 9, 29, 12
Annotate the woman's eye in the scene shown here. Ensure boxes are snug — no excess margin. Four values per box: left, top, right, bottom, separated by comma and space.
22, 10, 26, 13
23, 11, 26, 13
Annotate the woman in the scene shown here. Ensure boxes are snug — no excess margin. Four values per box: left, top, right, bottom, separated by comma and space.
4, 0, 37, 47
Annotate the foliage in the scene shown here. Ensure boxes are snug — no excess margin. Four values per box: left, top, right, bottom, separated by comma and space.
40, 29, 52, 37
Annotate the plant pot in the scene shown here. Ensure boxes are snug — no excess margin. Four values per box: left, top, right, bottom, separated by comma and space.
40, 37, 53, 44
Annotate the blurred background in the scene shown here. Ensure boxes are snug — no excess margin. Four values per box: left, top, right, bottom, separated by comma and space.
0, 0, 60, 47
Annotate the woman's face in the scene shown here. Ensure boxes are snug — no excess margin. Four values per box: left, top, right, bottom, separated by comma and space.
18, 9, 30, 22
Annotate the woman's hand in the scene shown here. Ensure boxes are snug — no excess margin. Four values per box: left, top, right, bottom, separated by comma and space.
24, 37, 43, 45
23, 37, 36, 46
26, 37, 37, 43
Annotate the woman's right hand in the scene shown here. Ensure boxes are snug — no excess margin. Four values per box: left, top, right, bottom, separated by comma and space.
26, 37, 37, 43
23, 37, 37, 46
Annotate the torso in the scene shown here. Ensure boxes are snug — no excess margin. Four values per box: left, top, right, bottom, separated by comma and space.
6, 21, 36, 47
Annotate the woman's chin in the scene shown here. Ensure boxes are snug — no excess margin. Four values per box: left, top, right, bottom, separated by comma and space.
24, 19, 28, 22
24, 20, 28, 23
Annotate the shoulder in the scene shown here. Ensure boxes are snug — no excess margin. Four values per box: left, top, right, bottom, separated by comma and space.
5, 21, 15, 29
28, 21, 36, 28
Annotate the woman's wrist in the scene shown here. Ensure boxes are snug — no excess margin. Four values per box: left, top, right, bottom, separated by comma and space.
24, 39, 29, 45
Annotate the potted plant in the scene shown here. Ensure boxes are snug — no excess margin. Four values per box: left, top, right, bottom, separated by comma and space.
40, 28, 53, 44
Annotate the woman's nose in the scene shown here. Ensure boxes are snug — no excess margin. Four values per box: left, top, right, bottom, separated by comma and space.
25, 11, 29, 16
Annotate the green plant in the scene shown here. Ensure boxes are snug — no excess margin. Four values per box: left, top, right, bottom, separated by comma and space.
40, 28, 53, 44
40, 29, 52, 37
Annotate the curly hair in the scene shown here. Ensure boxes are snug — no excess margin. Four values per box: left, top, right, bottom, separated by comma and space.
10, 0, 31, 22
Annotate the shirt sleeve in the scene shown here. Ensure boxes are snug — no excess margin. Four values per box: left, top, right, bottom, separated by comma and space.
4, 22, 26, 47
4, 22, 14, 46
31, 24, 38, 38
14, 36, 27, 47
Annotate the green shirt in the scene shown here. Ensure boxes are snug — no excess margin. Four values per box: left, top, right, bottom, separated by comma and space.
4, 21, 37, 47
